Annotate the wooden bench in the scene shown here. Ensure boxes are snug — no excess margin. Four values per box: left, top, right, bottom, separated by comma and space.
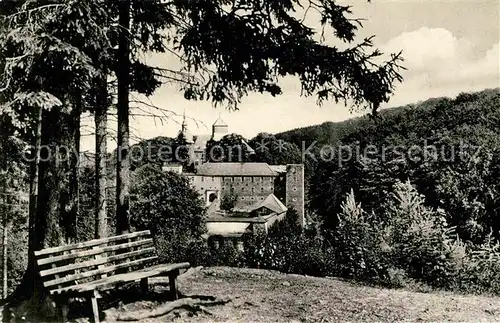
34, 230, 190, 323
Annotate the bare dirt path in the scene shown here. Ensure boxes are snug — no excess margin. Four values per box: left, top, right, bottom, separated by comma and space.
102, 266, 500, 322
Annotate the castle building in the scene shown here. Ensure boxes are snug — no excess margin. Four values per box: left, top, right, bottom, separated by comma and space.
166, 114, 306, 245
186, 162, 279, 209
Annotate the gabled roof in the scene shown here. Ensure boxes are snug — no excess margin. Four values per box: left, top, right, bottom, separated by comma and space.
243, 140, 255, 154
213, 117, 227, 127
253, 194, 287, 214
196, 162, 277, 176
269, 165, 287, 173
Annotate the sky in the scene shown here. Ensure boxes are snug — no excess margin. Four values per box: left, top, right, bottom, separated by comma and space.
81, 0, 499, 152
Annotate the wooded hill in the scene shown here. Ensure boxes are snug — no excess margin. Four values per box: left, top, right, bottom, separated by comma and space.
285, 88, 500, 244
276, 88, 499, 148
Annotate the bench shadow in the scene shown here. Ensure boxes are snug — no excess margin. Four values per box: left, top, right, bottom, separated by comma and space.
67, 282, 174, 321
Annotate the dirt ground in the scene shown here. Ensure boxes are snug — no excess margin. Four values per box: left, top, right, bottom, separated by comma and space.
95, 266, 500, 322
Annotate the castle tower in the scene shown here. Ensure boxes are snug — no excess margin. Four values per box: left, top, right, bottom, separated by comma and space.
211, 115, 228, 141
179, 109, 194, 144
285, 164, 305, 227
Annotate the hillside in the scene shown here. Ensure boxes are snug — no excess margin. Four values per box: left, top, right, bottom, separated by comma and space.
275, 88, 500, 147
100, 266, 500, 322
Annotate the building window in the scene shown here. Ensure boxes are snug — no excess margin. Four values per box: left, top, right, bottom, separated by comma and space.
241, 196, 245, 200
251, 187, 255, 193
201, 177, 204, 182
212, 176, 215, 181
261, 187, 264, 192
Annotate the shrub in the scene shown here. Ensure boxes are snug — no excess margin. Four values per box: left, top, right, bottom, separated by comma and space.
331, 189, 390, 281
129, 164, 206, 263
453, 233, 500, 294
379, 181, 460, 287
208, 241, 244, 267
268, 207, 303, 237
242, 210, 333, 277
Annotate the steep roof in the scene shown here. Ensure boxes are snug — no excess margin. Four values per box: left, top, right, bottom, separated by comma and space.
213, 117, 227, 127
253, 194, 287, 214
243, 140, 255, 154
196, 162, 277, 176
269, 165, 287, 173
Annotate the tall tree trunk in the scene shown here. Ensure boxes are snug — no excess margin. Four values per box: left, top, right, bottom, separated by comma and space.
7, 106, 44, 301
66, 96, 81, 243
4, 106, 75, 319
95, 75, 108, 239
2, 214, 7, 300
35, 106, 69, 250
28, 107, 42, 269
116, 0, 131, 234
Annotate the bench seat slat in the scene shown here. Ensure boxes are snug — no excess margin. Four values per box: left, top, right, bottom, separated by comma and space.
37, 239, 154, 266
44, 255, 159, 288
50, 262, 190, 295
40, 247, 156, 277
34, 230, 151, 257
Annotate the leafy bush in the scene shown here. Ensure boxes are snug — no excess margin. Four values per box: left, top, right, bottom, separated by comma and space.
379, 181, 455, 287
242, 209, 333, 277
451, 233, 500, 294
208, 241, 244, 267
130, 164, 206, 263
330, 189, 390, 281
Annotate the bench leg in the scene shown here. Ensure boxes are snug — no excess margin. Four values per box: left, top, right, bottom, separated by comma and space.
60, 302, 69, 322
89, 291, 100, 323
140, 277, 149, 294
169, 269, 180, 300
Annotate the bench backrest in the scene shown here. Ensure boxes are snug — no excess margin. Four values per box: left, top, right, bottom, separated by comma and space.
34, 230, 157, 291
